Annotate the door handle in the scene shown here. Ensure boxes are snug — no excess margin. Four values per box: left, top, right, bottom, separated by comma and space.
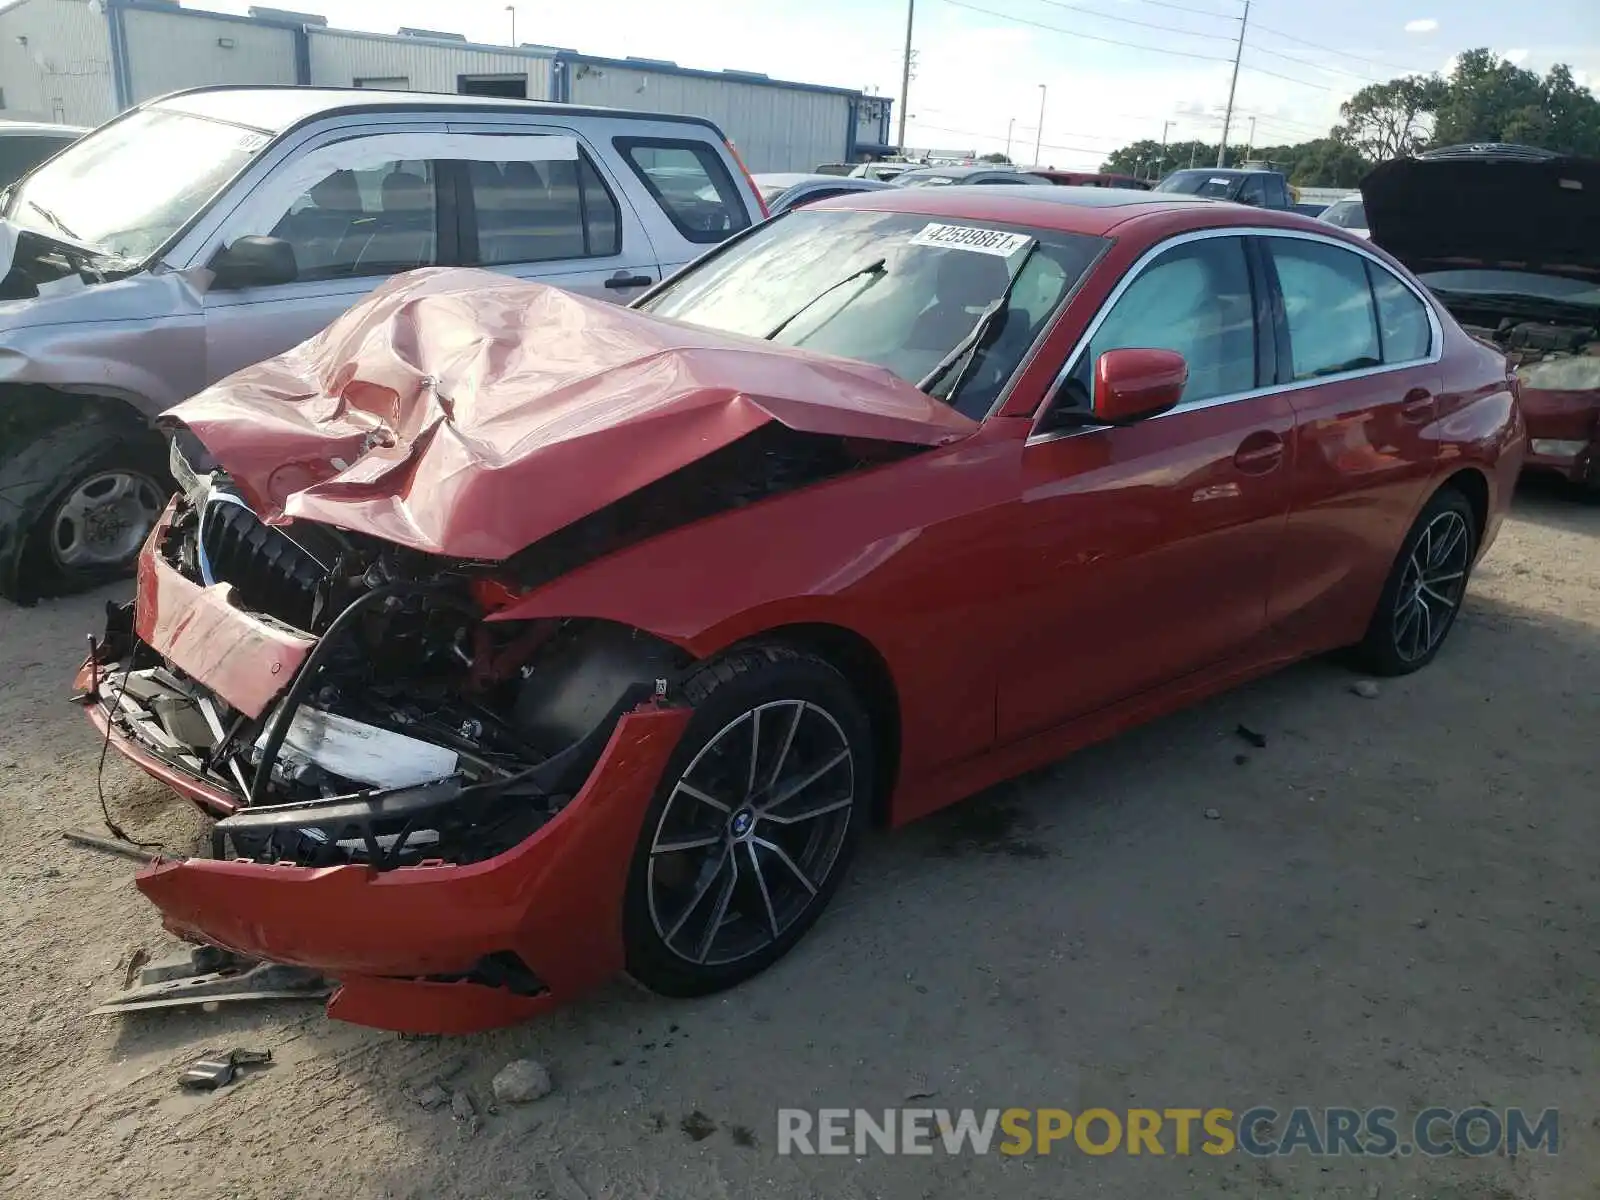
1398, 387, 1435, 424
1233, 430, 1285, 474
604, 272, 655, 290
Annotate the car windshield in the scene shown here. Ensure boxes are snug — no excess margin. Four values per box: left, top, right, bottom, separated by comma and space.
899, 173, 960, 187
638, 208, 1107, 417
1153, 171, 1237, 200
1322, 198, 1367, 229
3, 107, 270, 262
1419, 269, 1600, 309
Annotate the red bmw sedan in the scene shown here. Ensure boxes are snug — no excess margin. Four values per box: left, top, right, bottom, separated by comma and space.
76, 187, 1523, 1033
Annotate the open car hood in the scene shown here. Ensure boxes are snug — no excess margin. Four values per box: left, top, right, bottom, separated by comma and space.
1362, 153, 1600, 281
164, 267, 978, 560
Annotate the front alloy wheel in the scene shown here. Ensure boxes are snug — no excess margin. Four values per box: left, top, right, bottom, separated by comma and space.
624, 647, 871, 997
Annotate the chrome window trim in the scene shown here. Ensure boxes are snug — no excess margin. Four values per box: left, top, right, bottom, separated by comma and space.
1026, 225, 1446, 446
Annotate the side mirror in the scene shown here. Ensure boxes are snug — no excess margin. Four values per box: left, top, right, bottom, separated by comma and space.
209, 236, 298, 290
1092, 348, 1188, 424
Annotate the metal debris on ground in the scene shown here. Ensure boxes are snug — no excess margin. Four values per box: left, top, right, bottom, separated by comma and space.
61, 829, 161, 864
1234, 723, 1268, 749
91, 946, 332, 1015
121, 947, 150, 991
178, 1048, 273, 1091
492, 1058, 553, 1105
1350, 680, 1381, 699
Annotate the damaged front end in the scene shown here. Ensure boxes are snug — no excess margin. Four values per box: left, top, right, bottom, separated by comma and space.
77, 440, 701, 1030
1456, 316, 1600, 486
83, 436, 689, 868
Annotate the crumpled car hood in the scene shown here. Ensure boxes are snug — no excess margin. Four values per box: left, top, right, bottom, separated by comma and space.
164, 267, 978, 560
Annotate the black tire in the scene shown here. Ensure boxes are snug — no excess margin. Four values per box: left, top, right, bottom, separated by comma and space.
623, 645, 873, 997
0, 404, 171, 604
1353, 486, 1478, 676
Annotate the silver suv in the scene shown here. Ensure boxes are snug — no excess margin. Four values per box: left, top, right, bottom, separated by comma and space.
0, 86, 764, 602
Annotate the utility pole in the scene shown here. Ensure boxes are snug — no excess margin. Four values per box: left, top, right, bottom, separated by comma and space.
1156, 119, 1172, 180
1005, 117, 1015, 161
1244, 116, 1256, 161
1217, 0, 1249, 167
1189, 142, 1199, 167
896, 0, 915, 152
1034, 83, 1046, 166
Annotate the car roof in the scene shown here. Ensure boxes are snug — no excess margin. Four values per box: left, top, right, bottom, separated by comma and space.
897, 164, 1016, 178
754, 172, 884, 188
148, 84, 720, 136
0, 119, 88, 138
812, 183, 1336, 238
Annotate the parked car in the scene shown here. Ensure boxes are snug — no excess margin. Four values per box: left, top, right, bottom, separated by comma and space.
1030, 169, 1150, 190
849, 161, 914, 182
1318, 193, 1368, 237
1365, 144, 1597, 490
1152, 167, 1295, 210
0, 85, 765, 602
1292, 201, 1330, 218
894, 164, 1055, 187
0, 119, 87, 187
751, 172, 892, 215
78, 185, 1519, 1033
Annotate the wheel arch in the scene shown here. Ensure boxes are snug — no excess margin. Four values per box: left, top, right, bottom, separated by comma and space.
746, 621, 903, 830
1438, 465, 1490, 545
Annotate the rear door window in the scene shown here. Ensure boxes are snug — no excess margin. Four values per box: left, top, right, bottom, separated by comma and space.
1268, 239, 1382, 379
464, 152, 621, 266
1238, 175, 1268, 207
613, 137, 751, 244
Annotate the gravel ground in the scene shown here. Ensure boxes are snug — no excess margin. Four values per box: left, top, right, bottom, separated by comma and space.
0, 481, 1595, 1200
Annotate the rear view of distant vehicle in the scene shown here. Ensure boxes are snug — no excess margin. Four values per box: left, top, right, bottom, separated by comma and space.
1319, 193, 1369, 238
849, 162, 913, 182
0, 86, 764, 603
1030, 169, 1150, 190
893, 165, 1055, 188
1153, 167, 1294, 210
751, 173, 891, 215
1365, 145, 1599, 491
0, 119, 86, 188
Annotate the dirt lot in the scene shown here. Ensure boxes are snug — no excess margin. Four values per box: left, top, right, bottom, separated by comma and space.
0, 482, 1595, 1200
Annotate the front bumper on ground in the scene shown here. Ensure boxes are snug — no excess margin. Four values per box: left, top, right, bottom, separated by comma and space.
77, 504, 693, 1034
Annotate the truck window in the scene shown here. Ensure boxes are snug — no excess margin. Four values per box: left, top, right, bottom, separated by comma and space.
465, 153, 621, 265
613, 137, 751, 245
1238, 175, 1268, 207
267, 160, 439, 281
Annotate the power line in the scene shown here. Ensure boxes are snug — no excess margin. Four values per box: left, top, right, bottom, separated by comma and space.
908, 120, 1113, 159
1123, 0, 1244, 18
1244, 40, 1387, 84
939, 0, 1236, 61
1243, 61, 1338, 92
1248, 20, 1435, 77
1031, 0, 1240, 43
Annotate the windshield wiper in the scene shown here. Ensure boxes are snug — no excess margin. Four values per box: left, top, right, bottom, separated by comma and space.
918, 242, 1039, 399
763, 258, 887, 342
25, 199, 79, 241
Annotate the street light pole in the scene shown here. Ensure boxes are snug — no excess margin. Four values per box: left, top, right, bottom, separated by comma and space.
1217, 0, 1249, 167
1244, 116, 1256, 161
1156, 119, 1172, 180
505, 5, 516, 45
1005, 117, 1014, 161
1033, 83, 1046, 166
897, 0, 915, 152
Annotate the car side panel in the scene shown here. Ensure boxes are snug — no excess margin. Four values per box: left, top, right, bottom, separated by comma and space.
489, 422, 1035, 798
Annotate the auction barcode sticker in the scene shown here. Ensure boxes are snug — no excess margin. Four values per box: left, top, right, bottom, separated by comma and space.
909, 223, 1034, 257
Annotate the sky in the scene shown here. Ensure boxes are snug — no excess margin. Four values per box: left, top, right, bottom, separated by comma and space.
201, 0, 1600, 168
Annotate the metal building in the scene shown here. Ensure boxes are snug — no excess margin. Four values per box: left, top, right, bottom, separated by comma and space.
0, 0, 894, 171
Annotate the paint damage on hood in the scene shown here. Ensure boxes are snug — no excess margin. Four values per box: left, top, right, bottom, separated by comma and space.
163, 267, 978, 561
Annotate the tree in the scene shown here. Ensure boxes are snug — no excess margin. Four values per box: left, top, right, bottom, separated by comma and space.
978, 151, 1011, 163
1335, 74, 1445, 161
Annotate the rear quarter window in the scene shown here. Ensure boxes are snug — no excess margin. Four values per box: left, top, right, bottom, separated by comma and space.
613, 136, 752, 245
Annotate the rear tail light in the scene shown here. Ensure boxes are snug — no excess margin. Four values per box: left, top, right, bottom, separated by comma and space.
725, 138, 768, 220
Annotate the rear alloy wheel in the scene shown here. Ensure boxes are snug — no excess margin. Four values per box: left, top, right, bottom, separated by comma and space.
624, 647, 872, 997
1356, 487, 1478, 676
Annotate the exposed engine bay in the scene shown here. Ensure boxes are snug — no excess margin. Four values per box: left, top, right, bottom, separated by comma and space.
83, 422, 897, 873
1456, 315, 1600, 392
